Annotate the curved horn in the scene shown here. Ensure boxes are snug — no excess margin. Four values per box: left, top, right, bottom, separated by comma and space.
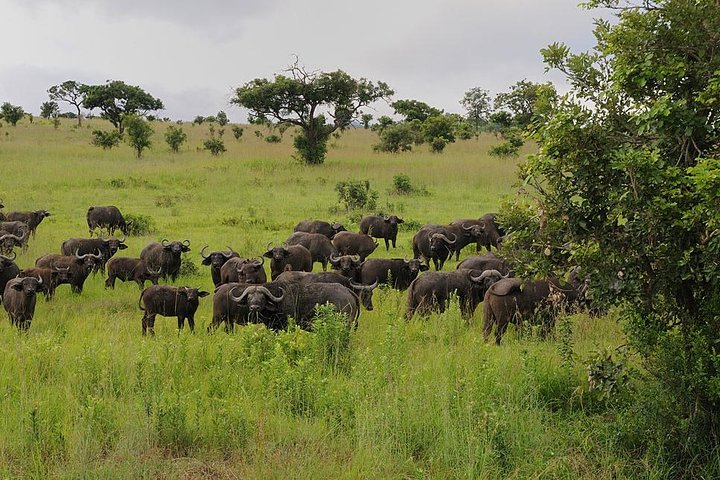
225, 245, 238, 257
462, 223, 474, 231
182, 239, 191, 246
265, 241, 273, 253
161, 238, 170, 247
350, 279, 378, 291
257, 285, 284, 303
74, 248, 84, 259
351, 254, 361, 262
256, 256, 265, 266
36, 275, 43, 285
91, 249, 103, 260
200, 245, 210, 259
0, 252, 16, 261
470, 269, 501, 283
383, 215, 390, 221
229, 285, 251, 303
118, 234, 126, 243
147, 265, 162, 275
329, 253, 341, 264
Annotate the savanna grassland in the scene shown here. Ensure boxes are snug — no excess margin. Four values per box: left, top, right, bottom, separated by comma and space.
0, 119, 637, 479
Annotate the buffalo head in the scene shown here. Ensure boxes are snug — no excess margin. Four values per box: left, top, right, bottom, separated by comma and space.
162, 239, 191, 254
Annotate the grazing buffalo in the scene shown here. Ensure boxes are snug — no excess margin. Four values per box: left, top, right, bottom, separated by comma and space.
219, 257, 267, 285
19, 266, 72, 301
406, 269, 504, 320
263, 243, 313, 280
3, 276, 45, 330
412, 225, 457, 271
332, 231, 378, 261
275, 270, 378, 311
482, 276, 586, 345
105, 257, 162, 289
293, 220, 346, 239
200, 246, 239, 287
329, 253, 362, 280
87, 206, 129, 236
478, 213, 504, 252
0, 252, 20, 299
208, 282, 252, 332
228, 282, 361, 331
0, 228, 27, 255
139, 285, 210, 335
360, 215, 404, 250
358, 258, 429, 291
0, 222, 30, 250
35, 251, 103, 293
457, 253, 512, 276
286, 232, 338, 271
140, 239, 191, 282
447, 220, 485, 260
5, 210, 50, 238
61, 236, 128, 274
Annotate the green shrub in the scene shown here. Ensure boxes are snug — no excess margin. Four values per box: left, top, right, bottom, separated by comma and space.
91, 130, 122, 150
179, 257, 199, 277
123, 213, 155, 236
232, 125, 244, 140
335, 180, 378, 210
265, 134, 281, 143
164, 125, 187, 153
203, 137, 226, 156
392, 174, 413, 195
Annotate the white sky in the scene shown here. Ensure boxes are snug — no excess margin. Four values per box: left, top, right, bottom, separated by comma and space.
0, 0, 610, 122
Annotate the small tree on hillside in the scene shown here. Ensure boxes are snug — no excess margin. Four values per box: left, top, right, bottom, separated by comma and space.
48, 80, 86, 126
82, 80, 164, 134
40, 101, 59, 119
124, 115, 153, 158
361, 113, 373, 129
216, 110, 229, 126
0, 103, 24, 126
460, 87, 492, 138
165, 125, 187, 153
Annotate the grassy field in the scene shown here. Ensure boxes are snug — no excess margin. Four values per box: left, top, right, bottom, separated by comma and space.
0, 119, 642, 478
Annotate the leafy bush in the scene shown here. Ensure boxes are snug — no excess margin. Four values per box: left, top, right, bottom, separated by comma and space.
124, 115, 153, 158
392, 174, 414, 195
373, 122, 416, 153
203, 137, 226, 156
123, 213, 155, 236
335, 180, 378, 210
91, 130, 122, 150
265, 134, 281, 143
179, 257, 199, 277
311, 304, 352, 374
232, 125, 244, 140
164, 125, 187, 153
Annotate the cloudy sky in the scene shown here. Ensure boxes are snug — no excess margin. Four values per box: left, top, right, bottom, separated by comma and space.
0, 0, 610, 122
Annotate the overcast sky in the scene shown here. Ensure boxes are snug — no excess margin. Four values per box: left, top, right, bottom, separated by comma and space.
0, 0, 611, 122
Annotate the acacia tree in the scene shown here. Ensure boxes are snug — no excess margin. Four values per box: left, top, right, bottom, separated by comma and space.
231, 61, 393, 165
48, 81, 86, 126
82, 80, 164, 134
460, 87, 492, 137
503, 0, 720, 468
40, 101, 59, 119
0, 103, 24, 126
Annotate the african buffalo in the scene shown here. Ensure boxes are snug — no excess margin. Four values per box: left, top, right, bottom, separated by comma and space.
200, 245, 239, 287
0, 252, 20, 299
360, 215, 404, 250
447, 220, 485, 260
478, 213, 504, 252
358, 258, 429, 291
140, 239, 190, 282
329, 253, 362, 279
229, 282, 360, 331
457, 253, 512, 276
139, 285, 210, 335
286, 232, 338, 271
19, 266, 72, 300
219, 257, 267, 285
332, 231, 378, 261
105, 257, 162, 289
412, 225, 457, 270
35, 250, 103, 293
263, 243, 313, 280
87, 206, 129, 236
5, 210, 50, 238
293, 220, 346, 239
208, 282, 253, 332
0, 222, 30, 250
275, 270, 378, 311
3, 276, 45, 330
61, 236, 128, 274
406, 269, 504, 320
0, 228, 28, 255
482, 276, 586, 345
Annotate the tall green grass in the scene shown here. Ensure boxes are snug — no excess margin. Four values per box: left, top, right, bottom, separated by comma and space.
0, 118, 650, 478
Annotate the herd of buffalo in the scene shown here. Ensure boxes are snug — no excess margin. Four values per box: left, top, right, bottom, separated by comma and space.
0, 202, 589, 344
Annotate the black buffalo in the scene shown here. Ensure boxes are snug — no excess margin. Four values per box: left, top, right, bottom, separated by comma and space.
140, 239, 191, 282
0, 228, 28, 255
5, 210, 50, 238
285, 232, 338, 271
61, 236, 128, 274
87, 205, 129, 236
0, 252, 20, 299
358, 258, 429, 291
0, 221, 30, 250
332, 231, 378, 261
406, 269, 504, 320
200, 245, 239, 287
447, 220, 485, 260
208, 282, 254, 332
105, 257, 162, 289
219, 257, 267, 285
482, 276, 586, 344
412, 225, 457, 271
35, 251, 103, 293
139, 285, 210, 335
293, 220, 346, 239
19, 266, 72, 300
457, 253, 512, 276
263, 243, 313, 280
275, 270, 378, 311
360, 215, 404, 250
329, 253, 363, 279
477, 213, 504, 252
3, 276, 45, 330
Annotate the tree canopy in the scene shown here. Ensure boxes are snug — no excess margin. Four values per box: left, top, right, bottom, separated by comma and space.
503, 0, 720, 467
82, 80, 164, 134
231, 61, 393, 165
48, 81, 86, 126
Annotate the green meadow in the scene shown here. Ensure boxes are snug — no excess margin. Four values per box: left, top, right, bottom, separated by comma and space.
0, 119, 641, 478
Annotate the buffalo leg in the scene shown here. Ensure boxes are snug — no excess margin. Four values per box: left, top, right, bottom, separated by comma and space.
385, 238, 390, 251
105, 275, 116, 289
187, 316, 195, 333
177, 316, 185, 331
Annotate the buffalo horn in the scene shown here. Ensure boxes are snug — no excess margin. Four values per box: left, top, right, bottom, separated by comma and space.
161, 238, 170, 247
329, 253, 341, 264
350, 279, 378, 291
182, 239, 191, 246
470, 269, 502, 283
200, 245, 210, 259
36, 275, 43, 285
265, 241, 273, 254
462, 223, 475, 231
224, 246, 237, 258
0, 251, 16, 261
351, 254, 361, 262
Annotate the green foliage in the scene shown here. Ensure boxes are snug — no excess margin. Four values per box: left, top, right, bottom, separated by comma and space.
216, 110, 228, 126
82, 80, 164, 134
421, 115, 456, 153
231, 125, 244, 140
47, 80, 85, 126
488, 129, 524, 158
311, 304, 352, 374
164, 125, 187, 153
203, 137, 226, 156
371, 115, 394, 133
231, 60, 393, 165
265, 134, 281, 143
1, 102, 24, 126
392, 173, 413, 195
391, 99, 443, 122
494, 79, 557, 130
335, 180, 378, 210
179, 257, 199, 277
123, 115, 153, 158
40, 101, 59, 119
91, 129, 122, 150
461, 87, 492, 135
373, 122, 416, 153
360, 113, 373, 129
192, 115, 205, 125
504, 0, 720, 468
122, 213, 155, 236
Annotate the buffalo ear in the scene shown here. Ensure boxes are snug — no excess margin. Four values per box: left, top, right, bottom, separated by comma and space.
263, 251, 273, 258
397, 218, 404, 224
420, 264, 430, 271
198, 291, 210, 298
11, 282, 23, 291
181, 245, 191, 252
201, 257, 213, 265
119, 244, 128, 250
37, 283, 47, 292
